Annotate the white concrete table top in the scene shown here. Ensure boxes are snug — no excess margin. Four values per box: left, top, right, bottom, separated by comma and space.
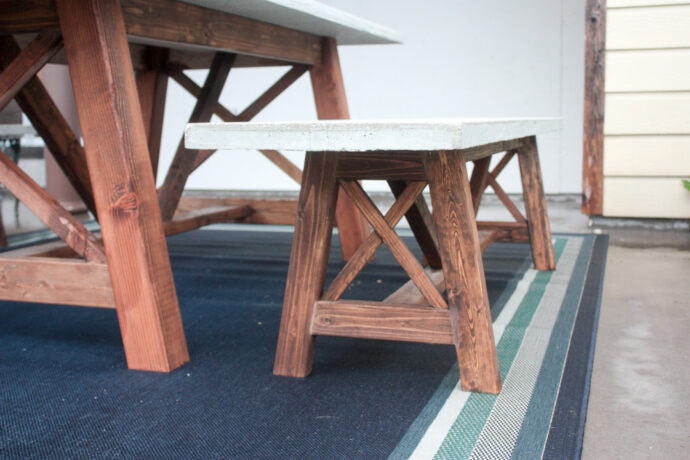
182, 0, 403, 45
185, 118, 560, 153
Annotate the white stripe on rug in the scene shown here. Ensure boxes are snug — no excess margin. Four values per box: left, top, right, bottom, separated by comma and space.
407, 237, 583, 459
408, 260, 541, 459
468, 237, 583, 459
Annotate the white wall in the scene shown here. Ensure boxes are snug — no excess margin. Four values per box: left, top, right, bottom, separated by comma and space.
159, 0, 586, 194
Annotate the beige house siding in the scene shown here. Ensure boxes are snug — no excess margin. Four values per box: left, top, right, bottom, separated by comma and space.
603, 2, 690, 218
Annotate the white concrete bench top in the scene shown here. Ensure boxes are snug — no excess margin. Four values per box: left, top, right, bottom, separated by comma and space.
182, 0, 403, 45
185, 118, 560, 152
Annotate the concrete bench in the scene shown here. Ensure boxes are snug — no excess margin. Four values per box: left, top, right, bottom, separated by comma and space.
185, 118, 559, 394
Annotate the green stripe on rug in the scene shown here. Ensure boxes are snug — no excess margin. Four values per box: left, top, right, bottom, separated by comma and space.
467, 237, 582, 459
389, 236, 589, 459
510, 235, 595, 459
389, 245, 538, 459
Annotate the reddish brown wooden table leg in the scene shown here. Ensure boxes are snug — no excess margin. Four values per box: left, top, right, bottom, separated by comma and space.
426, 150, 502, 394
273, 152, 340, 377
57, 0, 189, 372
310, 37, 368, 261
518, 136, 556, 271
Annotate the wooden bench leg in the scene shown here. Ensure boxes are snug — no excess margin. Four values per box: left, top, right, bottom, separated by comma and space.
517, 136, 556, 271
426, 151, 502, 394
274, 152, 340, 377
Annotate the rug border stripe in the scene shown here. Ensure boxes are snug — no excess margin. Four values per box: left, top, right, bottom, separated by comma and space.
403, 238, 573, 459
389, 251, 537, 459
508, 235, 595, 459
541, 234, 608, 460
389, 234, 603, 460
467, 237, 584, 459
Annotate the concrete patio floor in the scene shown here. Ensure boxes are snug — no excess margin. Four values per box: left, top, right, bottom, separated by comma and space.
2, 195, 688, 458
539, 198, 688, 459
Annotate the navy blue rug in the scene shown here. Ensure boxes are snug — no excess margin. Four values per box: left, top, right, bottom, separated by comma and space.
0, 228, 606, 459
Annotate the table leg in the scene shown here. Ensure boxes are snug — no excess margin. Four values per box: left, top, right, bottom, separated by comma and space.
57, 0, 189, 371
273, 152, 339, 377
426, 151, 501, 394
136, 47, 169, 179
518, 136, 556, 271
310, 37, 368, 261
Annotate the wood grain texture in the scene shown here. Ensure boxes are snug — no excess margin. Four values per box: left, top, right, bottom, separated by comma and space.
518, 137, 556, 271
336, 153, 427, 181
57, 0, 188, 372
273, 152, 339, 378
322, 180, 428, 302
0, 150, 105, 262
122, 0, 322, 64
158, 52, 235, 220
311, 301, 453, 345
136, 46, 169, 178
0, 30, 62, 111
177, 196, 298, 225
0, 0, 59, 33
426, 150, 501, 394
310, 37, 368, 261
388, 180, 442, 269
164, 205, 253, 235
384, 267, 445, 306
0, 256, 115, 308
583, 0, 606, 215
339, 179, 447, 310
0, 35, 96, 215
469, 157, 491, 213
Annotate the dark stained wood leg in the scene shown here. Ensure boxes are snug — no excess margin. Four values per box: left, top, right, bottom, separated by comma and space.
426, 150, 501, 394
517, 136, 556, 271
469, 157, 491, 214
309, 37, 368, 261
388, 180, 442, 269
0, 202, 7, 247
57, 0, 189, 371
583, 0, 606, 215
273, 152, 339, 377
158, 52, 235, 221
136, 46, 169, 179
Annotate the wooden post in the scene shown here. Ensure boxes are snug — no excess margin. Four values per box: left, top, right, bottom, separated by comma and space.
273, 152, 340, 377
426, 151, 501, 394
56, 0, 189, 371
518, 137, 556, 271
310, 37, 368, 261
158, 52, 235, 220
583, 0, 606, 216
136, 46, 169, 179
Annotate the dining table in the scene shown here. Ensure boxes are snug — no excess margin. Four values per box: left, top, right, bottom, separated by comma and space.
0, 0, 401, 372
